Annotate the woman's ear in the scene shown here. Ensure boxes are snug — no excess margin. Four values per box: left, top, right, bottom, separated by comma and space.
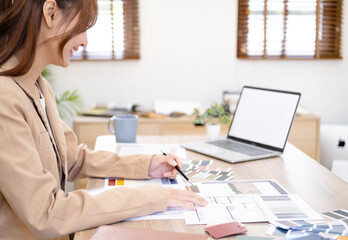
42, 0, 58, 29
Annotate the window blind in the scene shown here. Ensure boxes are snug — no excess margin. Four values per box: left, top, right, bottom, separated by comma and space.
237, 0, 343, 59
73, 0, 139, 60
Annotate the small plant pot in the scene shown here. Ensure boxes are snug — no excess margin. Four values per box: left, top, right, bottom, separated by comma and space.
194, 118, 205, 126
206, 123, 221, 141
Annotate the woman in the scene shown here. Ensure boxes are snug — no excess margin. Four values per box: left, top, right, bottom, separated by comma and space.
0, 0, 207, 239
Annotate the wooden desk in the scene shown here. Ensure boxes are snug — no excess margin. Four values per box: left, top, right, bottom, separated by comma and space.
73, 114, 320, 161
74, 135, 348, 240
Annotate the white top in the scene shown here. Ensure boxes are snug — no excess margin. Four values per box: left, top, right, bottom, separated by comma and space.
35, 81, 46, 114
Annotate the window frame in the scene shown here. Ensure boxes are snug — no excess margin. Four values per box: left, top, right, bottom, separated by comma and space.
237, 0, 343, 60
72, 0, 140, 61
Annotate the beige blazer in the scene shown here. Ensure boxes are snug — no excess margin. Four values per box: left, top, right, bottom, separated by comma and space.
0, 57, 169, 240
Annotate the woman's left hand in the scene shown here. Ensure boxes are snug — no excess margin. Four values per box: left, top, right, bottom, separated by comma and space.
148, 153, 182, 179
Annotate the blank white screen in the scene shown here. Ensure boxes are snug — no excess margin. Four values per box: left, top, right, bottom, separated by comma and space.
228, 88, 300, 149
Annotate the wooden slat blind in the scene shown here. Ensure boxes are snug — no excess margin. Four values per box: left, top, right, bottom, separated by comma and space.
73, 0, 139, 61
237, 0, 343, 59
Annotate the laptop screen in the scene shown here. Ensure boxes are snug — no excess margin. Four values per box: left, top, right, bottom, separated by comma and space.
228, 87, 300, 150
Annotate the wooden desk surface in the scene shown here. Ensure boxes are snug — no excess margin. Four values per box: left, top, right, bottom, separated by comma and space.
74, 135, 348, 240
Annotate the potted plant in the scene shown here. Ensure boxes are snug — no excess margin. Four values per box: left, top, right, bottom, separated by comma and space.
193, 108, 205, 126
202, 102, 230, 141
42, 67, 83, 122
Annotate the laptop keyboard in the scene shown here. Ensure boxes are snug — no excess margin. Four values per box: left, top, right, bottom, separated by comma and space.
208, 140, 271, 156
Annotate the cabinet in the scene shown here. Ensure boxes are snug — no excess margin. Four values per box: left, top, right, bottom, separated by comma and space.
73, 114, 320, 160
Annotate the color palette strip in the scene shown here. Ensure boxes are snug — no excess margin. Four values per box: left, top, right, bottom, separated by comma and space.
268, 216, 348, 239
323, 209, 348, 220
182, 160, 233, 181
107, 178, 125, 186
117, 179, 124, 186
161, 178, 178, 185
185, 185, 200, 193
108, 179, 116, 186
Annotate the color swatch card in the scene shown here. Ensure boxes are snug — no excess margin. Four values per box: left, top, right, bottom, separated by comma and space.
105, 177, 184, 188
270, 217, 348, 236
184, 170, 234, 181
198, 180, 288, 196
269, 220, 315, 230
323, 210, 348, 221
225, 179, 288, 195
182, 160, 234, 181
205, 221, 247, 238
266, 223, 324, 239
267, 216, 348, 239
182, 160, 214, 170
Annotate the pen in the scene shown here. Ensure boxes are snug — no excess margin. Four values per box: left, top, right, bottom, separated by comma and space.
161, 151, 195, 187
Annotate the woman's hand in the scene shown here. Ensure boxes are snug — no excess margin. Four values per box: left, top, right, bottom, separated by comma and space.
148, 153, 182, 179
148, 153, 208, 210
167, 188, 208, 210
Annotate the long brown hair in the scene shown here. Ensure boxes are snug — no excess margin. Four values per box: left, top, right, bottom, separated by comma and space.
0, 0, 98, 77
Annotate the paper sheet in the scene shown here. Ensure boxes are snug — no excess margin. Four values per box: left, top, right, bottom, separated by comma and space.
128, 206, 189, 221
89, 179, 322, 225
104, 177, 184, 188
185, 195, 269, 225
117, 143, 187, 159
185, 194, 323, 225
101, 177, 188, 221
183, 181, 322, 225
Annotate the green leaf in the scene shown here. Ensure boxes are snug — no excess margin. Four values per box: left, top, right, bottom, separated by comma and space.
203, 102, 231, 125
56, 90, 83, 121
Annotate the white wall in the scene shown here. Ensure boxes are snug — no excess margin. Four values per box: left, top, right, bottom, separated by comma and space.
51, 0, 348, 124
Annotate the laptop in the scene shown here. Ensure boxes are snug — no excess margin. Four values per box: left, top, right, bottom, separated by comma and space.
181, 86, 301, 163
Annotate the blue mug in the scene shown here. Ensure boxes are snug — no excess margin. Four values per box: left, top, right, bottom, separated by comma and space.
107, 115, 138, 143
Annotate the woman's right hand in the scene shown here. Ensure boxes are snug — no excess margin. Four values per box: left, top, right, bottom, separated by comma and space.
167, 188, 208, 210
